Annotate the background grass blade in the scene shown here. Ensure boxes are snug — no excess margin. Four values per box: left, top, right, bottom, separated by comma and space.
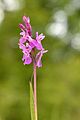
30, 81, 35, 120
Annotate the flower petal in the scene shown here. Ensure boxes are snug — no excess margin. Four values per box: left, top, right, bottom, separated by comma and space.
32, 40, 44, 50
23, 16, 32, 36
19, 23, 25, 30
22, 54, 32, 65
23, 16, 30, 23
36, 32, 45, 42
36, 50, 48, 67
19, 37, 26, 44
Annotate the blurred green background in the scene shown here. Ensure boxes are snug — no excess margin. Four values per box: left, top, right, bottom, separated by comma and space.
0, 0, 80, 120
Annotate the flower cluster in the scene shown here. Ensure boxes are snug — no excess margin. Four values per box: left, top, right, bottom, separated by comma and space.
18, 16, 48, 67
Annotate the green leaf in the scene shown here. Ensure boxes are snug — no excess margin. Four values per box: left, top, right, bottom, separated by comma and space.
30, 81, 35, 120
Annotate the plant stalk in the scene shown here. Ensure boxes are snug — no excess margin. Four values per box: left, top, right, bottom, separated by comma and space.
33, 62, 37, 120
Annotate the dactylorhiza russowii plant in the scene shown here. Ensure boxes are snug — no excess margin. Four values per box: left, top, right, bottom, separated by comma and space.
18, 16, 48, 120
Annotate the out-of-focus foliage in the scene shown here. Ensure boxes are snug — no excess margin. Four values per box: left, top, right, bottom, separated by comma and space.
0, 0, 80, 120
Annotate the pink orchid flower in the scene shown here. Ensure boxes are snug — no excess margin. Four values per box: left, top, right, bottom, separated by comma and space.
18, 16, 48, 67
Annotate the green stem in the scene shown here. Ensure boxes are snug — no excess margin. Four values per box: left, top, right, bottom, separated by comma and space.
33, 62, 37, 120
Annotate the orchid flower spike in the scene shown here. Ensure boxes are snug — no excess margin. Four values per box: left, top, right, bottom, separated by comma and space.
18, 16, 48, 67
